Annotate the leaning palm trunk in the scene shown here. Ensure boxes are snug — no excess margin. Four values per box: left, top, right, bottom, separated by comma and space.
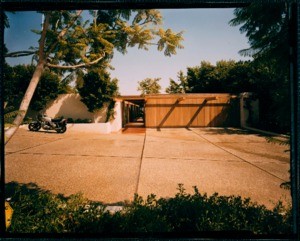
4, 14, 49, 145
4, 61, 45, 144
4, 10, 183, 145
4, 11, 102, 144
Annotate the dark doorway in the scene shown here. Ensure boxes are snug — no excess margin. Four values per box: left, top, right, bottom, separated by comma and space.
121, 97, 146, 130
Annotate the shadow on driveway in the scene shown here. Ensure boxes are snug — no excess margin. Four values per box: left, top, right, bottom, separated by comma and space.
5, 127, 291, 209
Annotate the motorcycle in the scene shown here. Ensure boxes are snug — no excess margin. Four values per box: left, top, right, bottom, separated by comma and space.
28, 114, 67, 133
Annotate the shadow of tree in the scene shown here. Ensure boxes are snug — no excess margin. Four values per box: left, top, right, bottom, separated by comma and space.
5, 182, 66, 201
198, 127, 255, 135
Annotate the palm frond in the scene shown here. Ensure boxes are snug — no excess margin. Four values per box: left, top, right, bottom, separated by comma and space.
4, 110, 25, 128
4, 110, 25, 123
266, 136, 290, 146
4, 123, 15, 128
280, 181, 291, 190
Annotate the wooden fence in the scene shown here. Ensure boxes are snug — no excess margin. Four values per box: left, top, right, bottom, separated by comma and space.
144, 94, 240, 128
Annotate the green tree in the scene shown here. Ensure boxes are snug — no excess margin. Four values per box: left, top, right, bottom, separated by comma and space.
137, 77, 161, 95
95, 10, 184, 56
186, 61, 222, 93
182, 59, 289, 132
166, 71, 188, 94
4, 10, 184, 144
229, 2, 289, 73
229, 2, 291, 132
185, 60, 268, 94
4, 64, 68, 112
77, 70, 119, 121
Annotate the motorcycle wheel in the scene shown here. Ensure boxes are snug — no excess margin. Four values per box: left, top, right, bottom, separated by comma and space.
28, 122, 41, 131
56, 125, 67, 133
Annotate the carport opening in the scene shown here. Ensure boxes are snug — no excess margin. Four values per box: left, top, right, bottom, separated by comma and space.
121, 97, 146, 129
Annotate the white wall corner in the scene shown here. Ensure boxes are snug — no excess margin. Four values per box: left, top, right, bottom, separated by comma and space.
110, 101, 123, 132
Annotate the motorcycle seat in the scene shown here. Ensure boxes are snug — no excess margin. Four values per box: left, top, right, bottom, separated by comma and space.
52, 117, 63, 122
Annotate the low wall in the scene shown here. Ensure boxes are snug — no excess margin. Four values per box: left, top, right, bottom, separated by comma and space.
67, 123, 112, 134
42, 94, 123, 133
44, 94, 108, 123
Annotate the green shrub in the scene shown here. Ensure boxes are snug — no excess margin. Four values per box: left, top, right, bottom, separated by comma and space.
6, 182, 292, 235
74, 118, 92, 123
155, 184, 292, 234
6, 182, 106, 233
66, 118, 92, 123
67, 118, 74, 123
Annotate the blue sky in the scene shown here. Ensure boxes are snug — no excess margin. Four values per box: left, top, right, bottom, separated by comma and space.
5, 9, 251, 95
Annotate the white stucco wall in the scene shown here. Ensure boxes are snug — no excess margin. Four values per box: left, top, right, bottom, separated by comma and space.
67, 123, 112, 133
44, 94, 123, 133
44, 94, 108, 123
110, 101, 122, 132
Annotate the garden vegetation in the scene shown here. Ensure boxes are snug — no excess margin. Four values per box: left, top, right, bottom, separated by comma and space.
6, 183, 292, 235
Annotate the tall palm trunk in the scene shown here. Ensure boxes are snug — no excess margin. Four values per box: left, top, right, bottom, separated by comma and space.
4, 61, 45, 144
4, 13, 49, 145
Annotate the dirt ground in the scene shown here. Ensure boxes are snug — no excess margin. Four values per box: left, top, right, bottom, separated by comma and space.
5, 126, 291, 209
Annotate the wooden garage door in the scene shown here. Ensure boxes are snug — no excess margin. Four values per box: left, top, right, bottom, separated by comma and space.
144, 94, 239, 128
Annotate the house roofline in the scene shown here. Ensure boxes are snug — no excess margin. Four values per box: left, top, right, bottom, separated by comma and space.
114, 93, 236, 102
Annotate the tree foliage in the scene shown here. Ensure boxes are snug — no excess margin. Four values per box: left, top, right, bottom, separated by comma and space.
166, 59, 289, 133
4, 10, 184, 144
137, 77, 162, 95
166, 71, 188, 94
77, 70, 119, 114
6, 10, 183, 70
229, 2, 291, 133
172, 60, 256, 94
3, 64, 68, 112
96, 10, 184, 56
229, 2, 289, 73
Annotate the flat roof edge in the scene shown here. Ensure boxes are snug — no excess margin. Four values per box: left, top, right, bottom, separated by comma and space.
115, 93, 236, 101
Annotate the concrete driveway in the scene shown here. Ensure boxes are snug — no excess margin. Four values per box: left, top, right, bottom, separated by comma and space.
5, 126, 291, 209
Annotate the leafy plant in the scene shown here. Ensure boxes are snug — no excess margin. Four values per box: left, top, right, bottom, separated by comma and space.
266, 136, 290, 147
4, 110, 25, 128
6, 183, 292, 235
6, 182, 106, 233
4, 109, 26, 142
229, 2, 290, 133
77, 70, 119, 115
170, 59, 290, 133
266, 136, 291, 190
66, 118, 92, 123
4, 10, 184, 144
137, 77, 161, 95
4, 64, 68, 112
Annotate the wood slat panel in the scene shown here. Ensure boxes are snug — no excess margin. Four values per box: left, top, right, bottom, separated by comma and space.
145, 94, 239, 128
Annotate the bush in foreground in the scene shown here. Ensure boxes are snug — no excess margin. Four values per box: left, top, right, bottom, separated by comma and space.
6, 182, 292, 234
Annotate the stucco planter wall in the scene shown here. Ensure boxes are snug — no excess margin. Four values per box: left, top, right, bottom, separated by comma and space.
40, 94, 122, 133
67, 123, 112, 134
44, 94, 108, 123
